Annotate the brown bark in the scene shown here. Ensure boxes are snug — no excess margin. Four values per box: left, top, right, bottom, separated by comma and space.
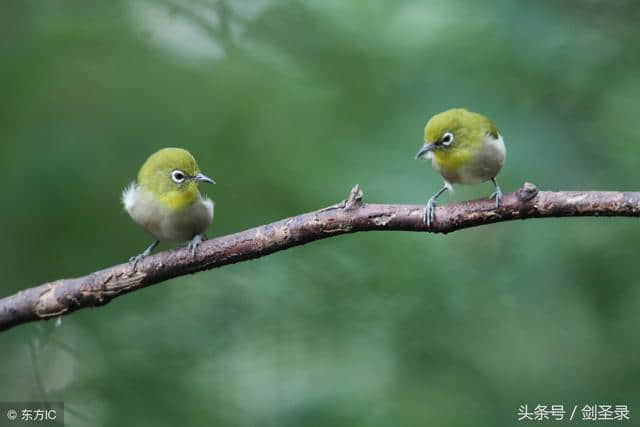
1, 183, 638, 332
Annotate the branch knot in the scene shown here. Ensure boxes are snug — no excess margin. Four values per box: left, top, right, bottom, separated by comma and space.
517, 182, 539, 202
344, 184, 364, 210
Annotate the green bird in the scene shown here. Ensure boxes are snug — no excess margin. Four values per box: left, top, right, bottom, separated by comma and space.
122, 148, 215, 266
415, 108, 506, 227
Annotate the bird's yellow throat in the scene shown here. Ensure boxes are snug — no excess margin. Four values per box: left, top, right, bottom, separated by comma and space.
432, 146, 473, 173
157, 184, 199, 211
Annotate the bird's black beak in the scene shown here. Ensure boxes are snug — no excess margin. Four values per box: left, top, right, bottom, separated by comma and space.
194, 173, 216, 184
415, 143, 436, 160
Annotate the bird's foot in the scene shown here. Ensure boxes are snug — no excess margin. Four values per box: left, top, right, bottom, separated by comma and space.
188, 234, 204, 257
129, 253, 146, 269
424, 197, 437, 228
490, 186, 503, 208
128, 240, 159, 269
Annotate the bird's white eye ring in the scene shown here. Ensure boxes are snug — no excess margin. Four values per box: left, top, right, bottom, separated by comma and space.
171, 170, 186, 183
441, 132, 454, 146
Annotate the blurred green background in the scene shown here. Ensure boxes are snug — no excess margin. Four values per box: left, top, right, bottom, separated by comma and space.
1, 0, 639, 425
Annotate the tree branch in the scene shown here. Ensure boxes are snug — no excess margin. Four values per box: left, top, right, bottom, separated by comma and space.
1, 182, 638, 332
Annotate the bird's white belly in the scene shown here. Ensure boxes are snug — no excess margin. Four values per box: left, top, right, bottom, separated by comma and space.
122, 185, 214, 242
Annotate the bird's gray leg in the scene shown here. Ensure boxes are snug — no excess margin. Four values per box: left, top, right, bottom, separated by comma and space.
424, 185, 449, 228
187, 234, 204, 257
129, 240, 159, 268
489, 178, 502, 208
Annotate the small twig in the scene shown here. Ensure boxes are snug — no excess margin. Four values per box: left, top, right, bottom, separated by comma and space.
1, 182, 638, 332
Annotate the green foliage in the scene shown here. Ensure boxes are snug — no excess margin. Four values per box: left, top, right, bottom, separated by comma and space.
1, 1, 639, 425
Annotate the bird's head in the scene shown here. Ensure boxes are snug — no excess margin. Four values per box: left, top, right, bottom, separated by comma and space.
138, 148, 215, 208
415, 108, 498, 160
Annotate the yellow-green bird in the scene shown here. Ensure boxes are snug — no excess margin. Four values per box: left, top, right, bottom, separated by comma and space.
415, 108, 506, 227
122, 148, 215, 265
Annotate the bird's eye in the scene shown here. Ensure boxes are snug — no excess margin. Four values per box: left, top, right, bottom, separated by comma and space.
441, 132, 454, 146
171, 170, 186, 183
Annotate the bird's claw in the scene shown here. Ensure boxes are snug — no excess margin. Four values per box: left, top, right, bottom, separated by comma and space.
424, 198, 437, 228
129, 254, 145, 269
128, 241, 158, 269
490, 186, 503, 208
187, 234, 204, 257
